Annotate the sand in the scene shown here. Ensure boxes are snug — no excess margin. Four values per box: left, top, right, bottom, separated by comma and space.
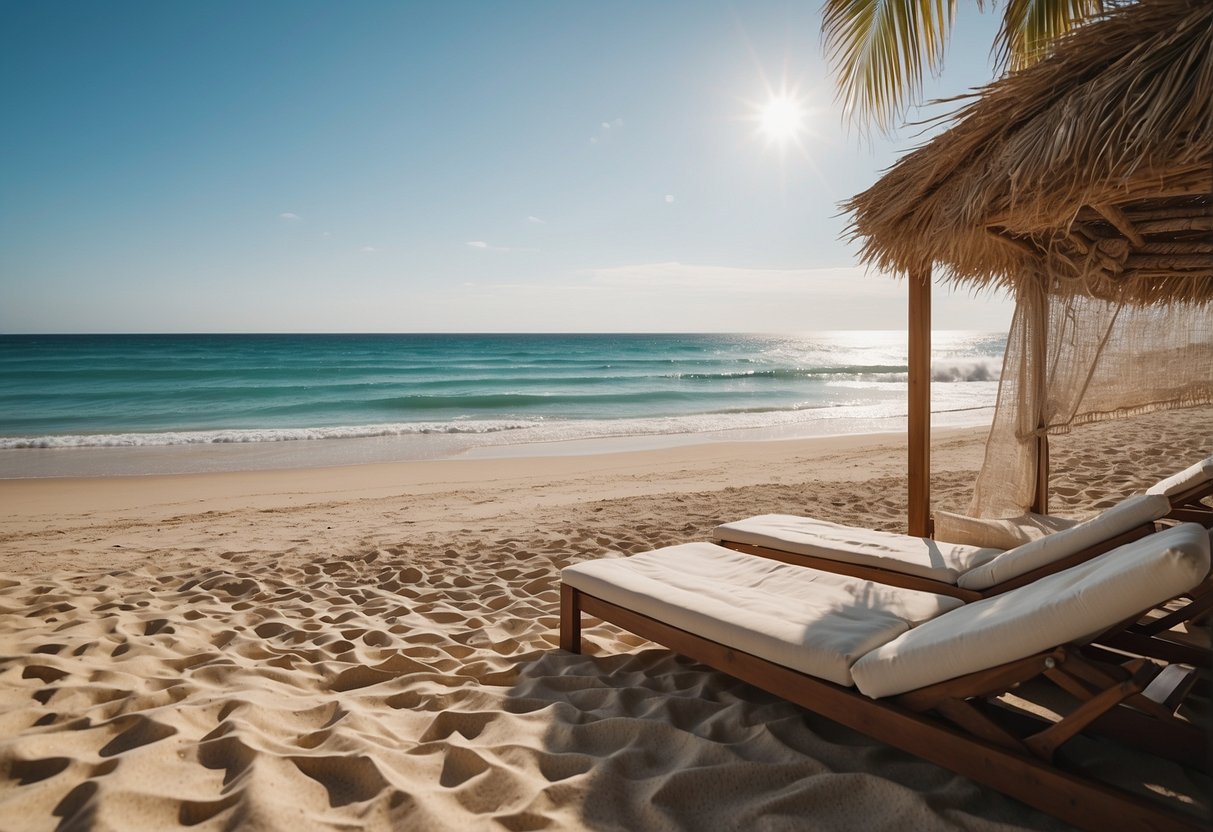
0, 408, 1209, 831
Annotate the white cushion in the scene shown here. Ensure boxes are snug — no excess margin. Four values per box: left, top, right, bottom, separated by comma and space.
932, 510, 1080, 549
562, 542, 964, 687
712, 515, 1000, 585
1146, 455, 1213, 498
956, 493, 1170, 591
852, 524, 1211, 699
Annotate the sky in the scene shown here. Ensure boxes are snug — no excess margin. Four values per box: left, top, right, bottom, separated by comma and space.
1, 1, 1016, 333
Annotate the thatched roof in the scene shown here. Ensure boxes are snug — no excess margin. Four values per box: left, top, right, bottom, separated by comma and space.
846, 0, 1212, 305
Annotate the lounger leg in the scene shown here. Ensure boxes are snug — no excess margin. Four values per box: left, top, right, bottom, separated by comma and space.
560, 583, 582, 653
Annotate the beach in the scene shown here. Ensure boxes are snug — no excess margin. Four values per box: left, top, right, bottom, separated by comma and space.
1, 406, 1210, 831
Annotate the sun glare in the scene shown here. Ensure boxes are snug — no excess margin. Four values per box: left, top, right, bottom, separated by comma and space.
758, 94, 805, 144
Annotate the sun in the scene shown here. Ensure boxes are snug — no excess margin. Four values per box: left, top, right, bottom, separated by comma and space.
758, 94, 806, 145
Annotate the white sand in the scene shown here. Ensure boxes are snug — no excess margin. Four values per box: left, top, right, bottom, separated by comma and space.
0, 409, 1209, 831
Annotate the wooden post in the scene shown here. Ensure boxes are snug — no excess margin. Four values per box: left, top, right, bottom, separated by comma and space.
1029, 286, 1050, 515
1034, 434, 1050, 515
908, 267, 932, 537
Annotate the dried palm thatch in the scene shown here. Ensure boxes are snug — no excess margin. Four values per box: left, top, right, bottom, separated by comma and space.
845, 0, 1212, 305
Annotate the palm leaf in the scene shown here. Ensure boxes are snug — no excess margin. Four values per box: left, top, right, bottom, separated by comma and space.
824, 0, 1112, 133
822, 0, 957, 133
995, 0, 1106, 71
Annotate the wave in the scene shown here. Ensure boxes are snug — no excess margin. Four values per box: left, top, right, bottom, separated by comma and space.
0, 421, 540, 449
666, 360, 1001, 384
0, 396, 1002, 452
932, 360, 1001, 383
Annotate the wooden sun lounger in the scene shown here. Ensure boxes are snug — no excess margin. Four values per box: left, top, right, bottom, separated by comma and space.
718, 529, 1213, 666
712, 493, 1174, 602
713, 495, 1210, 665
718, 523, 1154, 602
561, 590, 1207, 832
557, 528, 1212, 832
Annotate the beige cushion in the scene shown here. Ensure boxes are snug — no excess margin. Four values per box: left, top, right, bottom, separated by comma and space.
852, 523, 1211, 699
1146, 455, 1213, 498
956, 494, 1170, 591
932, 509, 1080, 549
562, 542, 963, 687
712, 515, 1000, 585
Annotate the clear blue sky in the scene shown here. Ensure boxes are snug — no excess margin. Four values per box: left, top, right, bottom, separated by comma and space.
1, 1, 1014, 333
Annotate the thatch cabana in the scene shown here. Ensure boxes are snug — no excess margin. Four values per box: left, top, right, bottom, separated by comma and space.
844, 0, 1213, 534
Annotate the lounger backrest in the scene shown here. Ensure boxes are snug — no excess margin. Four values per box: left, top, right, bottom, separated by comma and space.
1146, 455, 1213, 498
955, 493, 1170, 591
852, 523, 1211, 699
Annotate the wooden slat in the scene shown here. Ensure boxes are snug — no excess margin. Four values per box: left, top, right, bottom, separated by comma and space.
1132, 581, 1213, 636
1123, 206, 1213, 222
1168, 481, 1213, 510
1124, 253, 1213, 271
1024, 665, 1153, 761
1134, 217, 1213, 234
933, 698, 1023, 750
987, 698, 1210, 772
1141, 665, 1198, 713
897, 649, 1064, 710
1138, 241, 1213, 255
1168, 507, 1213, 527
1098, 629, 1211, 666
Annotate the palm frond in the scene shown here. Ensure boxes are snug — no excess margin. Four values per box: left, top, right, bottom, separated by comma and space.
822, 0, 957, 133
995, 0, 1105, 71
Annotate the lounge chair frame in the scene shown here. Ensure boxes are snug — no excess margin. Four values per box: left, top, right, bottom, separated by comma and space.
560, 583, 1210, 832
1166, 479, 1213, 527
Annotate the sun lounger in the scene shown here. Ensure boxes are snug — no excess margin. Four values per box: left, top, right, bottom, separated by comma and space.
559, 524, 1212, 832
711, 493, 1170, 601
1148, 455, 1213, 527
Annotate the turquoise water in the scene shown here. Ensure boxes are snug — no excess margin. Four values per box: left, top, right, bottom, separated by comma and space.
0, 332, 1004, 455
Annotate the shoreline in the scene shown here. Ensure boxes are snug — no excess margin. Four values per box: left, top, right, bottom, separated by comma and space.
0, 405, 996, 480
0, 429, 978, 527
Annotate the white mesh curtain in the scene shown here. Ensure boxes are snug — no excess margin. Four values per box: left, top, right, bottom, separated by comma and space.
970, 286, 1213, 518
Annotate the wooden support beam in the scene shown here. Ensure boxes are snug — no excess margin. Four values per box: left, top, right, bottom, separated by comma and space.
1034, 434, 1050, 515
1092, 203, 1146, 247
1123, 206, 1213, 222
985, 228, 1042, 258
560, 584, 581, 653
1135, 217, 1213, 234
907, 267, 932, 538
1138, 241, 1213, 255
1124, 253, 1213, 271
1028, 286, 1049, 515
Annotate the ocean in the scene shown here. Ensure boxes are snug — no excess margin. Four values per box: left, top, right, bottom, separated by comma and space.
0, 332, 1005, 476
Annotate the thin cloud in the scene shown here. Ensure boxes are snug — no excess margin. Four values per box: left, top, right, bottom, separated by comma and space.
589, 117, 624, 145
526, 215, 546, 225
664, 195, 675, 204
466, 240, 537, 253
581, 261, 902, 298
360, 246, 378, 253
279, 212, 301, 220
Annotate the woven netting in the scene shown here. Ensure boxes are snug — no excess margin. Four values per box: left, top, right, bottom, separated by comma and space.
970, 285, 1213, 518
